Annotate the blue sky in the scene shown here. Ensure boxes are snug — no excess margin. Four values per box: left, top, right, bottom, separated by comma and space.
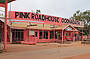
5, 0, 90, 18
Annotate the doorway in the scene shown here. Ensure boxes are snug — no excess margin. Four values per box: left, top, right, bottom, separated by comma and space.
29, 30, 38, 42
58, 31, 62, 40
64, 32, 73, 41
12, 29, 24, 42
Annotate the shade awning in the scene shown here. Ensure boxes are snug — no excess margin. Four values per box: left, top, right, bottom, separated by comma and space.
0, 0, 15, 4
53, 24, 78, 31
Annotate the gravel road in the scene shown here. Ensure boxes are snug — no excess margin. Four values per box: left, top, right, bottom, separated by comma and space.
0, 45, 90, 59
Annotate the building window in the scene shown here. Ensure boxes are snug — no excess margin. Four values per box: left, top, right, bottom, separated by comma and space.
39, 31, 48, 39
12, 29, 24, 42
50, 31, 54, 39
69, 32, 71, 36
39, 31, 42, 39
43, 31, 48, 39
66, 32, 68, 36
35, 32, 37, 37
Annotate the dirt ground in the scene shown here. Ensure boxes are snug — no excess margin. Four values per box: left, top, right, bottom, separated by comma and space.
1, 41, 90, 59
64, 53, 90, 59
5, 41, 88, 53
6, 41, 89, 52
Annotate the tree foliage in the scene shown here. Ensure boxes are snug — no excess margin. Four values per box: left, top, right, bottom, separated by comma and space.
71, 10, 90, 24
70, 10, 90, 35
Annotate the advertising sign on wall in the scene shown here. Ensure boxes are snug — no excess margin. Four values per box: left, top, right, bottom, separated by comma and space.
9, 11, 62, 25
9, 11, 84, 27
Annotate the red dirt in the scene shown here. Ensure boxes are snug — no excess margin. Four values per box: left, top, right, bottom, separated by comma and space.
4, 41, 90, 53
64, 53, 90, 59
1, 41, 90, 59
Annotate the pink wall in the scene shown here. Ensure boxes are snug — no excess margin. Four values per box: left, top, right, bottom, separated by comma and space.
82, 36, 90, 40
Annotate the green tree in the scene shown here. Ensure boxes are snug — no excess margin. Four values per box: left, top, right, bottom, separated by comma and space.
71, 10, 90, 24
70, 10, 90, 35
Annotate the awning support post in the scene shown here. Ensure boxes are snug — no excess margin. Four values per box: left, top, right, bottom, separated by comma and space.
82, 28, 83, 40
4, 0, 8, 50
62, 30, 64, 43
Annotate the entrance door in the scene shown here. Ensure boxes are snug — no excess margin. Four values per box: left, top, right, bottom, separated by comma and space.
65, 32, 72, 41
12, 29, 24, 42
29, 30, 38, 43
58, 32, 62, 40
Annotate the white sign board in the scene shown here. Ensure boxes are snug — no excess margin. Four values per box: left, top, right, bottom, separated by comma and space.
29, 30, 34, 35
